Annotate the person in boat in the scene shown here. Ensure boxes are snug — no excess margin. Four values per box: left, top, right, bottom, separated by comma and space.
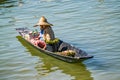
33, 16, 59, 52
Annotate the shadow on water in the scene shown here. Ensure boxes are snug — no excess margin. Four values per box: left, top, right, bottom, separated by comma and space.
0, 0, 23, 8
16, 36, 93, 80
0, 0, 10, 4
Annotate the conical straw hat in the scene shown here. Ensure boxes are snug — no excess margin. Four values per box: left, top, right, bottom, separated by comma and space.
34, 16, 53, 27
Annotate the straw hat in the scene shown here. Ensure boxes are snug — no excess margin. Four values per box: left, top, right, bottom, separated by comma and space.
34, 16, 53, 27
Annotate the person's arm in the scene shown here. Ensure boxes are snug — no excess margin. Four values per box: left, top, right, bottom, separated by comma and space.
43, 29, 51, 41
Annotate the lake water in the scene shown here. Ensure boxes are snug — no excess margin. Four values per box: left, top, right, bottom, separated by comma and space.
0, 0, 120, 80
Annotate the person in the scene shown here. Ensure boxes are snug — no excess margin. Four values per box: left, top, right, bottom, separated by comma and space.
33, 16, 58, 52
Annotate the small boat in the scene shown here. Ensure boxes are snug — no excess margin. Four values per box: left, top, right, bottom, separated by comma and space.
16, 27, 93, 63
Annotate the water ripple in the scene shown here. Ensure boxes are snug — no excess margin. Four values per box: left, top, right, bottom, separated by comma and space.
0, 0, 120, 80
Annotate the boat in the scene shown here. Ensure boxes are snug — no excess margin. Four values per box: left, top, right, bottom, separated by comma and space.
16, 27, 93, 63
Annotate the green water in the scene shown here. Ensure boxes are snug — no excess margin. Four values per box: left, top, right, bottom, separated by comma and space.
0, 0, 120, 80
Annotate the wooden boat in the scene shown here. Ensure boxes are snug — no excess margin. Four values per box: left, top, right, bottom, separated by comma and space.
16, 27, 93, 63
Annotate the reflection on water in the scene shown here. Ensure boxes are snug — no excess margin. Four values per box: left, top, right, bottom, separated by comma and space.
0, 0, 16, 8
0, 0, 10, 4
17, 36, 93, 80
0, 0, 23, 8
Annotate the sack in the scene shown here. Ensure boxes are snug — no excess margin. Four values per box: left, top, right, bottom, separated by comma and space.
58, 50, 76, 57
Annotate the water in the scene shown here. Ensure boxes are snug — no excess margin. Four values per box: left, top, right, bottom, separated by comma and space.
0, 0, 120, 80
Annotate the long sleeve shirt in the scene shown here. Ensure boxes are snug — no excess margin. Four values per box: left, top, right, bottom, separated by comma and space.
43, 27, 55, 41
